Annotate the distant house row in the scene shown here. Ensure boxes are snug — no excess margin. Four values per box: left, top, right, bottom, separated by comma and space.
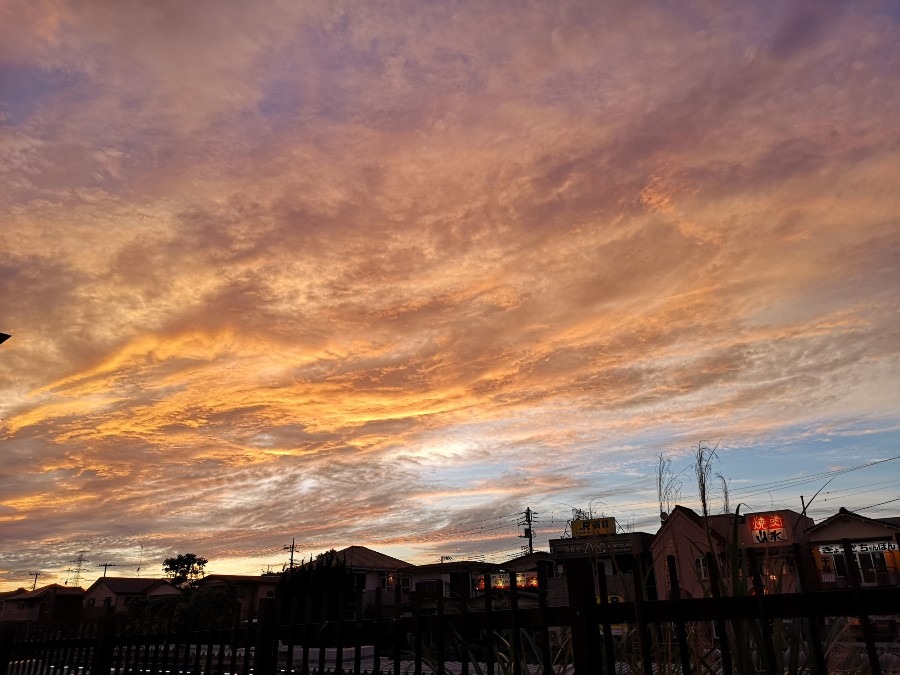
2, 505, 898, 624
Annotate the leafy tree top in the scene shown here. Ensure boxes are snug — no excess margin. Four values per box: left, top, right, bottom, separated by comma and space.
163, 553, 208, 588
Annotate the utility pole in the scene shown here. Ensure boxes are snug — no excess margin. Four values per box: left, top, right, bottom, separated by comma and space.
518, 507, 536, 555
28, 571, 41, 590
283, 538, 299, 570
96, 563, 120, 578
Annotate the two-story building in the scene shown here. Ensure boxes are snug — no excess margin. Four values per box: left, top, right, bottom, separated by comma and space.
651, 505, 814, 598
83, 577, 180, 617
549, 516, 657, 604
334, 546, 411, 609
194, 574, 279, 621
0, 584, 84, 621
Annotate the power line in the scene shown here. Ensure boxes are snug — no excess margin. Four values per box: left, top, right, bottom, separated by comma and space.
854, 496, 900, 511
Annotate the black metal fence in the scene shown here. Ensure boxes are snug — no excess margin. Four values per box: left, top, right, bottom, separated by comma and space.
3, 545, 899, 675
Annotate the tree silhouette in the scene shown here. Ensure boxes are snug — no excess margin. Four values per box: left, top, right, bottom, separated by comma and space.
162, 553, 208, 588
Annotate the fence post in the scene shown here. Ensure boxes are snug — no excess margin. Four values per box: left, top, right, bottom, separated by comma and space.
535, 561, 554, 675
841, 538, 882, 675
629, 555, 653, 675
705, 552, 734, 675
666, 556, 693, 675
482, 568, 495, 675
595, 562, 615, 675
0, 623, 15, 675
91, 612, 117, 675
745, 548, 779, 675
254, 597, 279, 675
565, 558, 602, 675
792, 543, 827, 675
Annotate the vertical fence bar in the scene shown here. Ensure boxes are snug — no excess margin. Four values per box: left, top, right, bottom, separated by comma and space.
285, 595, 295, 675
393, 581, 402, 675
91, 613, 116, 675
595, 563, 614, 675
372, 587, 382, 675
483, 569, 494, 675
436, 594, 445, 675
509, 574, 521, 675
150, 625, 162, 675
158, 616, 172, 675
841, 538, 882, 675
255, 597, 278, 675
335, 589, 345, 675
192, 626, 202, 675
666, 556, 693, 675
204, 628, 215, 675
416, 593, 426, 675
353, 591, 363, 675
629, 555, 653, 675
36, 622, 54, 675
792, 544, 827, 675
300, 595, 311, 675
215, 627, 226, 675
239, 620, 251, 675
0, 622, 14, 675
566, 559, 601, 675
705, 552, 733, 675
318, 594, 328, 675
746, 548, 778, 675
459, 588, 470, 675
535, 561, 553, 675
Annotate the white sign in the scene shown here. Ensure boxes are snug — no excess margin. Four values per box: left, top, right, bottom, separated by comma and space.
818, 541, 898, 555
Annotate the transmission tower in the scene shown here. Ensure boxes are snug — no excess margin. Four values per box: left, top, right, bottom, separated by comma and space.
70, 550, 90, 587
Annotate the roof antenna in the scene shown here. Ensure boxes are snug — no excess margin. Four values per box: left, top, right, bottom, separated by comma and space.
136, 543, 144, 576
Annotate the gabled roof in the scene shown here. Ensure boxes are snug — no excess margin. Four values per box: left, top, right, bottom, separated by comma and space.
334, 546, 410, 570
500, 552, 552, 570
9, 584, 84, 600
807, 507, 900, 535
0, 588, 29, 601
86, 577, 174, 595
654, 505, 729, 546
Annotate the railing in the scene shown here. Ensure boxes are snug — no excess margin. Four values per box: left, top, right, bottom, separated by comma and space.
3, 541, 899, 675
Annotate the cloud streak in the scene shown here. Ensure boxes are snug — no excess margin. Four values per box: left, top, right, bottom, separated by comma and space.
2, 0, 900, 588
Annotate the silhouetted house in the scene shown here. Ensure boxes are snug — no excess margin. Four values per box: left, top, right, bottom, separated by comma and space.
0, 588, 27, 621
651, 505, 814, 598
334, 546, 411, 608
404, 560, 502, 613
194, 574, 278, 621
0, 584, 84, 622
83, 577, 179, 616
807, 507, 900, 588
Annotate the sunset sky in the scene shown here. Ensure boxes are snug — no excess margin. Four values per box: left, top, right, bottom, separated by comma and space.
2, 1, 900, 590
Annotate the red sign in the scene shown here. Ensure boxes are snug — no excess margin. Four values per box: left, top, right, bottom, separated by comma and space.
749, 513, 787, 544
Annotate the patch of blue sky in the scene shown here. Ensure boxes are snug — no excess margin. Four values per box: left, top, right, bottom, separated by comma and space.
0, 64, 88, 125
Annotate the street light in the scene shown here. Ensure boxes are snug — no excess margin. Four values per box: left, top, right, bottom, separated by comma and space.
0, 333, 9, 345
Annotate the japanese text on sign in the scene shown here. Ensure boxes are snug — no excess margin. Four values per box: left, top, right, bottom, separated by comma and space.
818, 541, 898, 555
749, 513, 788, 544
